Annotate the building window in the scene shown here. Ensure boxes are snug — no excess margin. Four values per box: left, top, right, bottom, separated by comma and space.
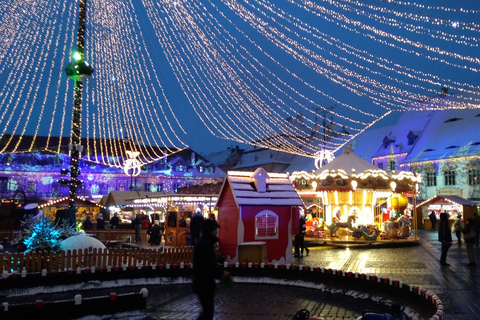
468, 169, 480, 185
173, 183, 180, 192
377, 162, 383, 169
157, 183, 163, 192
175, 165, 186, 172
426, 172, 436, 186
444, 170, 456, 186
27, 181, 36, 192
118, 182, 126, 191
388, 160, 396, 171
255, 210, 278, 240
144, 183, 152, 191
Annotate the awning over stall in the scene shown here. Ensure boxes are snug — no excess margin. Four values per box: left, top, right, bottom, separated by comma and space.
416, 195, 476, 208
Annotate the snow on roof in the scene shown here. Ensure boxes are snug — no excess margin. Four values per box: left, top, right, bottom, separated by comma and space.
226, 170, 303, 206
340, 125, 394, 163
232, 148, 294, 170
401, 108, 480, 163
203, 149, 231, 166
314, 147, 379, 175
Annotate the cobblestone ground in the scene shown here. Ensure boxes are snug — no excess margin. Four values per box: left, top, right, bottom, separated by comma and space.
145, 230, 480, 320
2, 230, 479, 319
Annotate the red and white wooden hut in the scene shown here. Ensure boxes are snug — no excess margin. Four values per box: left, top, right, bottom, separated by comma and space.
217, 168, 303, 264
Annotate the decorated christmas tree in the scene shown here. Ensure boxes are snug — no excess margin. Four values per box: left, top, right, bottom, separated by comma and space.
16, 216, 61, 252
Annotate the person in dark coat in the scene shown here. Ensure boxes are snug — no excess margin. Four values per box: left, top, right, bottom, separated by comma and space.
96, 213, 105, 230
147, 220, 162, 245
294, 214, 309, 258
429, 211, 437, 231
134, 213, 143, 243
190, 208, 205, 247
193, 219, 229, 320
462, 218, 477, 266
473, 212, 480, 247
83, 216, 93, 230
438, 211, 452, 267
109, 212, 119, 229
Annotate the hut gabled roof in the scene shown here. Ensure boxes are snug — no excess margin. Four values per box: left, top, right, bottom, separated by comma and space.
224, 170, 303, 207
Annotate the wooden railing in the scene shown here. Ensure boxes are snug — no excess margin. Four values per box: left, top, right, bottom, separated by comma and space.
86, 229, 150, 243
0, 230, 151, 244
0, 230, 21, 242
0, 246, 193, 273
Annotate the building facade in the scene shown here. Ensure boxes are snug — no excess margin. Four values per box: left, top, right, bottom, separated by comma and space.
0, 136, 225, 207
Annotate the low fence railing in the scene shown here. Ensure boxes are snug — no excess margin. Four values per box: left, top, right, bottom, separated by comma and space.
0, 229, 152, 244
0, 246, 193, 273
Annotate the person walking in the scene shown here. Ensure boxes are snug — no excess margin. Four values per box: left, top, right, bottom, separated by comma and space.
453, 214, 462, 244
473, 212, 480, 247
438, 211, 452, 267
462, 218, 477, 266
429, 211, 437, 231
193, 219, 229, 320
190, 208, 205, 247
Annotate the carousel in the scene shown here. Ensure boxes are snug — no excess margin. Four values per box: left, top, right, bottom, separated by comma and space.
290, 146, 421, 244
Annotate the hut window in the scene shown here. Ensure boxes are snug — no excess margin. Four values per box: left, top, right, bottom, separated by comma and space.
255, 210, 278, 240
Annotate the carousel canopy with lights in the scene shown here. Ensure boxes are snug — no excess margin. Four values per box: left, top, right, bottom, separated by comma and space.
290, 146, 420, 224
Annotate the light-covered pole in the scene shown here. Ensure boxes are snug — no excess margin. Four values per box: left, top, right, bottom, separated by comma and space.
65, 0, 93, 226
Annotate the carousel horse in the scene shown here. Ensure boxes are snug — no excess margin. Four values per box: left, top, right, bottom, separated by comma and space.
331, 214, 357, 237
351, 225, 381, 241
383, 215, 411, 238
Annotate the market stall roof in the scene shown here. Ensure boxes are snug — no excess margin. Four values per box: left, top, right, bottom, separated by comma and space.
104, 191, 175, 207
38, 196, 106, 209
314, 146, 380, 175
416, 195, 477, 208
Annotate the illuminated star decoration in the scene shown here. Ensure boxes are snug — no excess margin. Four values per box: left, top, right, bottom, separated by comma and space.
314, 149, 335, 169
124, 151, 142, 177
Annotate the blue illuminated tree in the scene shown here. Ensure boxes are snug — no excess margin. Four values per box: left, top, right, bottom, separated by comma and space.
21, 216, 61, 252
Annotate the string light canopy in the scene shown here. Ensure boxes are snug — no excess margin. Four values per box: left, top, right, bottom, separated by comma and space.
0, 0, 479, 165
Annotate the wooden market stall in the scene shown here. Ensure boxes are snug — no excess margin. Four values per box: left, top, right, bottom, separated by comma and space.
216, 168, 304, 265
416, 195, 478, 230
38, 196, 106, 224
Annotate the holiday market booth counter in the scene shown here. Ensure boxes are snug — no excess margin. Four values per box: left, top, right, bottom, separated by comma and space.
38, 196, 106, 226
102, 191, 174, 227
122, 193, 218, 247
416, 195, 478, 231
290, 147, 421, 244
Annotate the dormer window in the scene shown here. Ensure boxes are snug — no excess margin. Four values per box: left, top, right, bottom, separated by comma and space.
407, 131, 418, 146
444, 118, 462, 123
383, 135, 395, 149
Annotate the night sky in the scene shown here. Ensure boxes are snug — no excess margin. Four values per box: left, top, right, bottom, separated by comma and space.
0, 0, 479, 162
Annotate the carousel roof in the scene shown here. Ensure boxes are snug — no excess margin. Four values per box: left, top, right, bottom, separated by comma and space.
315, 146, 380, 175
